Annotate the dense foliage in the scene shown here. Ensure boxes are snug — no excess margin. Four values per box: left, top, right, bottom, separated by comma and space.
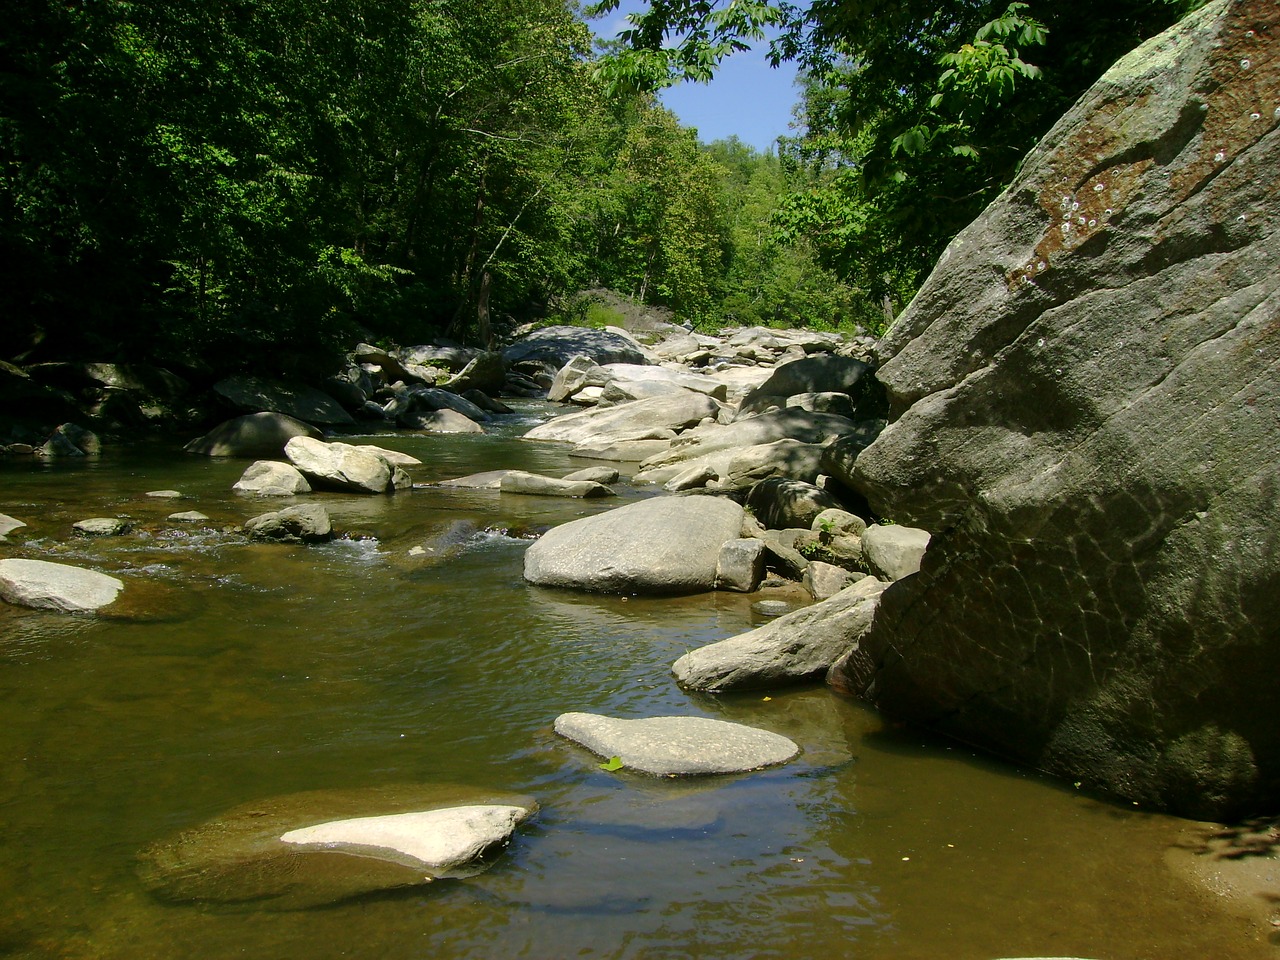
3, 1, 1208, 373
594, 0, 1208, 308
1, 0, 875, 376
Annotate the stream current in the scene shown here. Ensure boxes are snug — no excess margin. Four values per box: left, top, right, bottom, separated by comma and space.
0, 403, 1267, 959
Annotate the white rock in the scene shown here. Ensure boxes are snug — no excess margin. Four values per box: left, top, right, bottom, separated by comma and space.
0, 559, 124, 613
280, 805, 529, 872
554, 713, 798, 775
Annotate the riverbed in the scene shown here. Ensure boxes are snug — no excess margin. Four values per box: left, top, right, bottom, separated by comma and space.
0, 405, 1271, 959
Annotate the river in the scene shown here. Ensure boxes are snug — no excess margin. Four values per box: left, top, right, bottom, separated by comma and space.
0, 404, 1267, 959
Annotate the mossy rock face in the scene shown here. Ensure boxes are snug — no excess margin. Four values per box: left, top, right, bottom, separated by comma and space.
845, 0, 1280, 820
136, 784, 537, 909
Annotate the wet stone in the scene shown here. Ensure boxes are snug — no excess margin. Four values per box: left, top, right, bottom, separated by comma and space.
554, 712, 799, 776
72, 517, 132, 537
136, 784, 538, 910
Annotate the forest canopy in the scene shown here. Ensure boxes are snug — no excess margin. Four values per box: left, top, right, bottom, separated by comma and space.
1, 0, 1207, 373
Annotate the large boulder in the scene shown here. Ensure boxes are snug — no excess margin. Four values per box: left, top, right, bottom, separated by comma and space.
184, 412, 324, 458
213, 376, 354, 425
842, 0, 1280, 820
673, 576, 888, 692
523, 495, 744, 594
0, 559, 123, 613
636, 409, 859, 475
284, 437, 407, 494
443, 351, 506, 394
736, 354, 875, 420
522, 393, 720, 446
745, 478, 844, 531
502, 325, 650, 371
232, 460, 313, 496
499, 471, 615, 498
244, 503, 333, 543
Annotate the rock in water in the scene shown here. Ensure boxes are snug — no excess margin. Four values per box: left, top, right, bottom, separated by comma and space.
244, 504, 333, 543
233, 460, 313, 496
0, 559, 123, 613
284, 437, 395, 494
842, 0, 1280, 820
554, 713, 798, 775
280, 806, 530, 872
184, 412, 323, 458
523, 495, 744, 594
674, 577, 887, 692
136, 784, 537, 909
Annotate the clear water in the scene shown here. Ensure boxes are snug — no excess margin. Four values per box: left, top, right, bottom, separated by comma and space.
0, 405, 1268, 959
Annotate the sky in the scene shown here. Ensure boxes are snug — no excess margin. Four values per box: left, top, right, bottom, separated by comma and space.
590, 2, 802, 153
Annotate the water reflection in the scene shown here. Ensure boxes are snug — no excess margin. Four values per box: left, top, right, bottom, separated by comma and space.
0, 425, 1270, 959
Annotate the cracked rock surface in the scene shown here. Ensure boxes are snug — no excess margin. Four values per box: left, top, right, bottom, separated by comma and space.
843, 0, 1280, 820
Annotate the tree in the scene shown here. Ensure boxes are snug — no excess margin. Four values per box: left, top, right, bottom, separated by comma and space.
589, 0, 1208, 305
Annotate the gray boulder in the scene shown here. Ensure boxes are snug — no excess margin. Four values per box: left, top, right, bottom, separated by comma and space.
284, 437, 403, 494
548, 355, 612, 402
803, 561, 858, 600
244, 503, 333, 543
232, 460, 313, 496
499, 471, 615, 498
502, 325, 650, 370
436, 470, 511, 489
73, 517, 132, 537
213, 375, 354, 425
523, 393, 720, 446
185, 412, 323, 458
819, 420, 888, 489
459, 390, 513, 415
601, 363, 729, 400
745, 478, 844, 531
0, 513, 26, 537
860, 524, 930, 581
715, 538, 767, 592
0, 559, 123, 613
402, 408, 486, 434
40, 423, 99, 457
168, 511, 209, 523
637, 409, 859, 474
842, 0, 1280, 820
562, 466, 620, 484
443, 351, 506, 394
523, 495, 744, 594
554, 713, 798, 775
405, 386, 489, 424
673, 576, 888, 692
721, 439, 828, 490
736, 354, 874, 420
136, 784, 537, 909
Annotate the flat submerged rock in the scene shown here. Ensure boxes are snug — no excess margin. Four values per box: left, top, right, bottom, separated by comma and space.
137, 783, 537, 909
554, 712, 799, 776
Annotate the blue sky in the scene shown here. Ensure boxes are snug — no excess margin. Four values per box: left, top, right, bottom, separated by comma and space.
589, 2, 802, 153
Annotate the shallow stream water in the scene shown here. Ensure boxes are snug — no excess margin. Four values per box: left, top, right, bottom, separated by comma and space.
0, 404, 1271, 959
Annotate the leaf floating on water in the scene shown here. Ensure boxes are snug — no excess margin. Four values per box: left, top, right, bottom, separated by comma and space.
599, 756, 624, 772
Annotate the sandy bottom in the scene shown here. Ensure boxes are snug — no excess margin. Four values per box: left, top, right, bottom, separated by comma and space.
1166, 817, 1280, 948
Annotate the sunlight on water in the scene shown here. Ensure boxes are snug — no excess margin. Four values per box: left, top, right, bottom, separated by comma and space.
0, 413, 1270, 959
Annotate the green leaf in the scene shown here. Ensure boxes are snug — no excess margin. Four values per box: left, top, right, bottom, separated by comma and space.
599, 756, 625, 772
